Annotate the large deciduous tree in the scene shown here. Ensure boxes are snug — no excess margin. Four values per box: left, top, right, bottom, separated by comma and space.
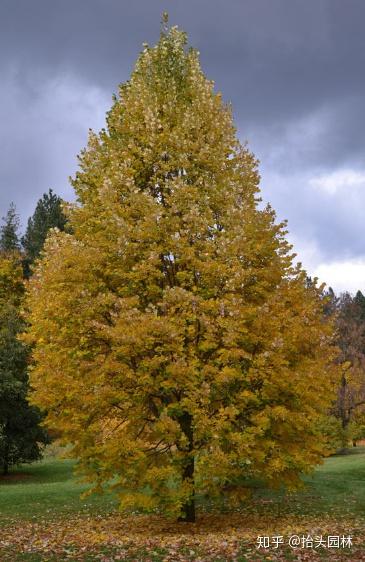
25, 21, 337, 520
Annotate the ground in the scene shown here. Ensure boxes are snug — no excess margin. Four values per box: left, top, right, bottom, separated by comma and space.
0, 448, 364, 561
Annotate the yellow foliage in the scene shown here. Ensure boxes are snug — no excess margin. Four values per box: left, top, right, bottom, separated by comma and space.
24, 22, 339, 520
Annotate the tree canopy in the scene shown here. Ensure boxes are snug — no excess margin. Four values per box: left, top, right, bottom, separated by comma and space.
25, 22, 338, 521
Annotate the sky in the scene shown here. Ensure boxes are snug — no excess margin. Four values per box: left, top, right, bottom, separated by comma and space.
0, 0, 364, 294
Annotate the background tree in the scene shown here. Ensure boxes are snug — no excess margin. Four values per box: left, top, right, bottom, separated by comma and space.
323, 286, 338, 318
0, 208, 48, 475
21, 189, 67, 276
25, 21, 338, 521
354, 290, 365, 322
0, 203, 20, 253
332, 291, 365, 447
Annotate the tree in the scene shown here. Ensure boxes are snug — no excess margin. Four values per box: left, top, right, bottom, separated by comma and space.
25, 20, 337, 521
0, 203, 20, 253
0, 244, 48, 474
354, 290, 365, 322
331, 291, 365, 447
21, 189, 67, 276
0, 208, 48, 474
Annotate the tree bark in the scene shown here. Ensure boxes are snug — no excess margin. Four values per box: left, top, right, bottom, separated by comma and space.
177, 411, 195, 522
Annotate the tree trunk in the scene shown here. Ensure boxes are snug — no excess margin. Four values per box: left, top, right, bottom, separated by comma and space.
338, 375, 351, 450
179, 456, 195, 522
177, 411, 195, 522
2, 437, 9, 476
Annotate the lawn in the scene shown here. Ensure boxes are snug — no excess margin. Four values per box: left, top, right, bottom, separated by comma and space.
0, 457, 118, 522
0, 448, 364, 561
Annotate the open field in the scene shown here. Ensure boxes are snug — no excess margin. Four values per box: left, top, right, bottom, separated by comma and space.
0, 449, 364, 561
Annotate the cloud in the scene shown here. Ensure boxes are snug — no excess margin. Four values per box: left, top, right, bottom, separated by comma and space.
286, 232, 365, 295
310, 169, 365, 195
313, 258, 365, 295
0, 68, 110, 227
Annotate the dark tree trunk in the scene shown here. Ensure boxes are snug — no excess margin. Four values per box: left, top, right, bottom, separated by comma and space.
2, 437, 9, 476
339, 375, 348, 431
338, 375, 352, 450
353, 440, 357, 447
341, 415, 348, 430
177, 411, 195, 522
178, 454, 195, 522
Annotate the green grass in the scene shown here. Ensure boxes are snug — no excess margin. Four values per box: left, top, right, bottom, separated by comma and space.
1, 447, 365, 522
304, 447, 365, 514
0, 455, 119, 523
243, 446, 365, 519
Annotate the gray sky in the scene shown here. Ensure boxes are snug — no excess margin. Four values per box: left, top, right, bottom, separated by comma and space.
1, 0, 365, 293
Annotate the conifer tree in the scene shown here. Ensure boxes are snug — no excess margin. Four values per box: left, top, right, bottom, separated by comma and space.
0, 213, 48, 474
354, 290, 365, 322
21, 189, 67, 276
0, 203, 20, 253
25, 20, 337, 520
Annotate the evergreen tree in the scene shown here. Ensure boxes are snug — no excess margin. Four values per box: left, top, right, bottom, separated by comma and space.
0, 254, 48, 475
21, 189, 67, 276
0, 203, 20, 252
25, 21, 337, 521
354, 290, 365, 322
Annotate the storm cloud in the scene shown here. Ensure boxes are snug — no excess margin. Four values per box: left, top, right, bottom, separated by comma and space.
1, 0, 365, 292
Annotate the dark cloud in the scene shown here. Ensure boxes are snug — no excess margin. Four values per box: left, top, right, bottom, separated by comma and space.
1, 0, 365, 290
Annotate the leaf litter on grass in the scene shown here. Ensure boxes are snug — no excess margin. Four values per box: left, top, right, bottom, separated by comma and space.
0, 511, 364, 561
